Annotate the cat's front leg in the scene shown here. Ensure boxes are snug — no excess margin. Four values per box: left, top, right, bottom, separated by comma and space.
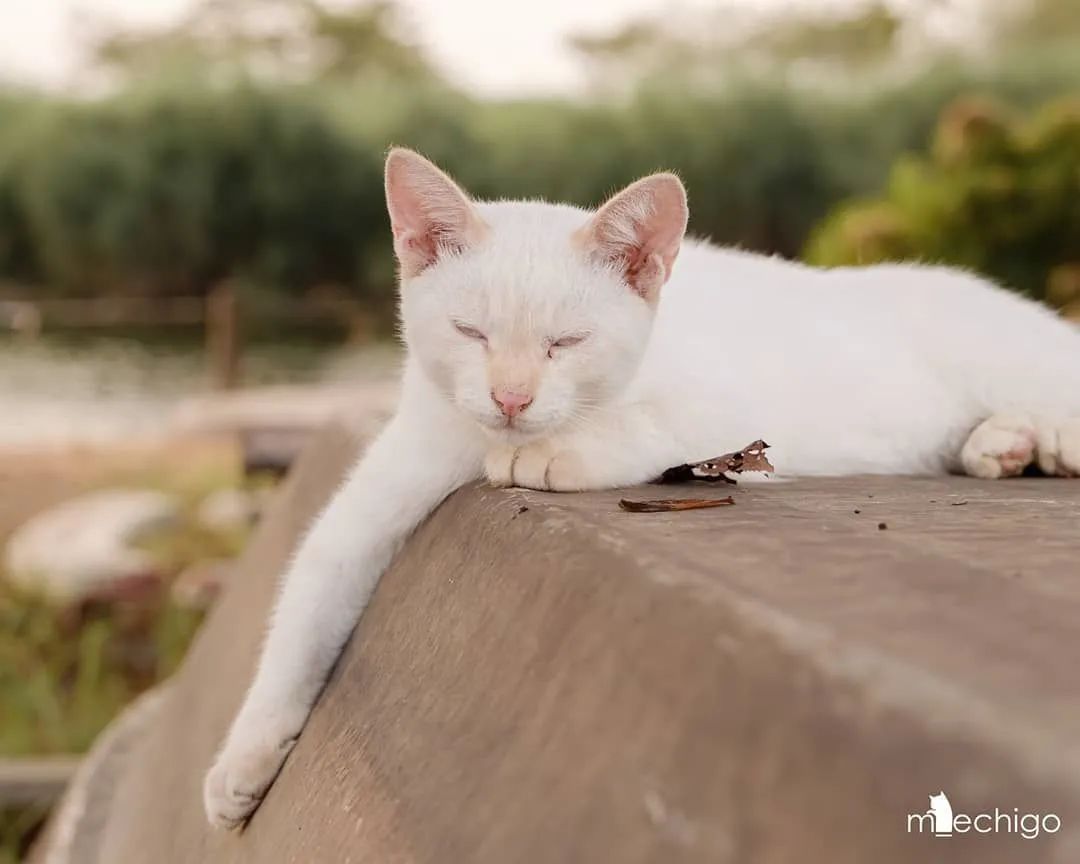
204, 373, 483, 829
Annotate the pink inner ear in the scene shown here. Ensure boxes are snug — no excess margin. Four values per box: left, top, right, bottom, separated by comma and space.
385, 149, 486, 278
579, 173, 688, 303
393, 227, 439, 270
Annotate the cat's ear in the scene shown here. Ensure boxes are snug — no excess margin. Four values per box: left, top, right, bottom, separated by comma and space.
575, 173, 688, 304
384, 148, 488, 279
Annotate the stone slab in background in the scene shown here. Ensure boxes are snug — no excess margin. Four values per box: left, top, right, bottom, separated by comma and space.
3, 489, 180, 603
35, 424, 1080, 863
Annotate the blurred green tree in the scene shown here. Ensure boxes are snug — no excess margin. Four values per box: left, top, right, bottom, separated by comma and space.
568, 0, 1080, 94
1, 0, 1078, 308
985, 0, 1080, 50
568, 1, 922, 93
88, 0, 433, 88
6, 91, 385, 300
806, 96, 1080, 307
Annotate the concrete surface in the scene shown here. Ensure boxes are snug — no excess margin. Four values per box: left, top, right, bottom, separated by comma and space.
35, 424, 1080, 863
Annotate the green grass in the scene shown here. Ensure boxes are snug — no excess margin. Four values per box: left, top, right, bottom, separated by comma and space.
0, 807, 49, 864
0, 580, 204, 756
0, 577, 206, 862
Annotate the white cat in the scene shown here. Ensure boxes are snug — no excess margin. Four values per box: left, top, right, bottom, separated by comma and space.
204, 147, 1080, 828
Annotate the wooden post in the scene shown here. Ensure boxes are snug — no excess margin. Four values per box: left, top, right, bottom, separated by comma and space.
0, 300, 42, 339
206, 281, 242, 390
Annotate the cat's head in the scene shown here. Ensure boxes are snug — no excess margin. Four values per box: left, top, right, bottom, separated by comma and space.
385, 148, 688, 442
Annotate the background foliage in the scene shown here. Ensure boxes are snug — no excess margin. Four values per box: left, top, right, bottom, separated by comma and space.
0, 0, 1077, 312
807, 95, 1080, 306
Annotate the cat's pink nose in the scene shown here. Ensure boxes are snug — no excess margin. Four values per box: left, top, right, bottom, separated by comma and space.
491, 389, 533, 418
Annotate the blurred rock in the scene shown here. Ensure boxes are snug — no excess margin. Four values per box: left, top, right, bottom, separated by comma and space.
240, 426, 313, 477
196, 488, 261, 533
3, 489, 180, 603
171, 559, 232, 610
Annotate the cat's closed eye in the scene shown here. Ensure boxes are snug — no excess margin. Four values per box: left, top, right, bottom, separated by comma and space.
547, 332, 589, 358
453, 321, 487, 342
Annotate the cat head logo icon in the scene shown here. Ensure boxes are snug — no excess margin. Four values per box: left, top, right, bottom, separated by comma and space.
928, 792, 954, 836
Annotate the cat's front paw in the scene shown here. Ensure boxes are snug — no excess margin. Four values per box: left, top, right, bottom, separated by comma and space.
511, 441, 589, 492
204, 721, 299, 829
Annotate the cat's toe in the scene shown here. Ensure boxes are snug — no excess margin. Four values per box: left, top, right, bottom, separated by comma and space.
1058, 420, 1080, 476
204, 731, 297, 829
511, 445, 588, 491
510, 442, 555, 490
1035, 418, 1080, 477
541, 450, 589, 491
484, 446, 516, 487
961, 415, 1037, 479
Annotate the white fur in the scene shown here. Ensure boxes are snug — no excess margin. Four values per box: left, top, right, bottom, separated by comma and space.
205, 151, 1080, 828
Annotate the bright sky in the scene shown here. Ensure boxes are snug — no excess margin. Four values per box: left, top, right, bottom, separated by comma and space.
0, 0, 777, 96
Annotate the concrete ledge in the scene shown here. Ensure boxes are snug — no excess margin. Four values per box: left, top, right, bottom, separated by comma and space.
38, 424, 1080, 862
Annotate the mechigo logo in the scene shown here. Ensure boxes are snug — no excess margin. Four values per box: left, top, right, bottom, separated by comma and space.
907, 791, 1062, 840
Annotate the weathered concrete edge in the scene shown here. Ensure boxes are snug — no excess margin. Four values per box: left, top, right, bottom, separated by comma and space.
29, 685, 169, 864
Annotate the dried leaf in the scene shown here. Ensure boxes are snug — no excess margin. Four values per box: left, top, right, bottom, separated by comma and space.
658, 439, 774, 485
619, 496, 736, 513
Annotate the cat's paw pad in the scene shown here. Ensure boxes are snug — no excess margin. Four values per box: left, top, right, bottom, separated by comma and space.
1035, 418, 1080, 477
961, 415, 1037, 479
204, 728, 298, 829
512, 442, 587, 492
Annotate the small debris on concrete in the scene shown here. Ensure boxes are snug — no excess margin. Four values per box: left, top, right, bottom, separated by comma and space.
878, 522, 888, 530
620, 497, 736, 513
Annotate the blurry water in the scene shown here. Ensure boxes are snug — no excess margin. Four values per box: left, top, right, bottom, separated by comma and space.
0, 338, 400, 448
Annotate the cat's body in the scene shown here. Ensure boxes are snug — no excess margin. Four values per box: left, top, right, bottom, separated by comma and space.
204, 150, 1080, 828
596, 238, 1080, 477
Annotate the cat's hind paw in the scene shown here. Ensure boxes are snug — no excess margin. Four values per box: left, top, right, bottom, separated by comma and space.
961, 415, 1037, 479
204, 725, 298, 829
1035, 418, 1080, 477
